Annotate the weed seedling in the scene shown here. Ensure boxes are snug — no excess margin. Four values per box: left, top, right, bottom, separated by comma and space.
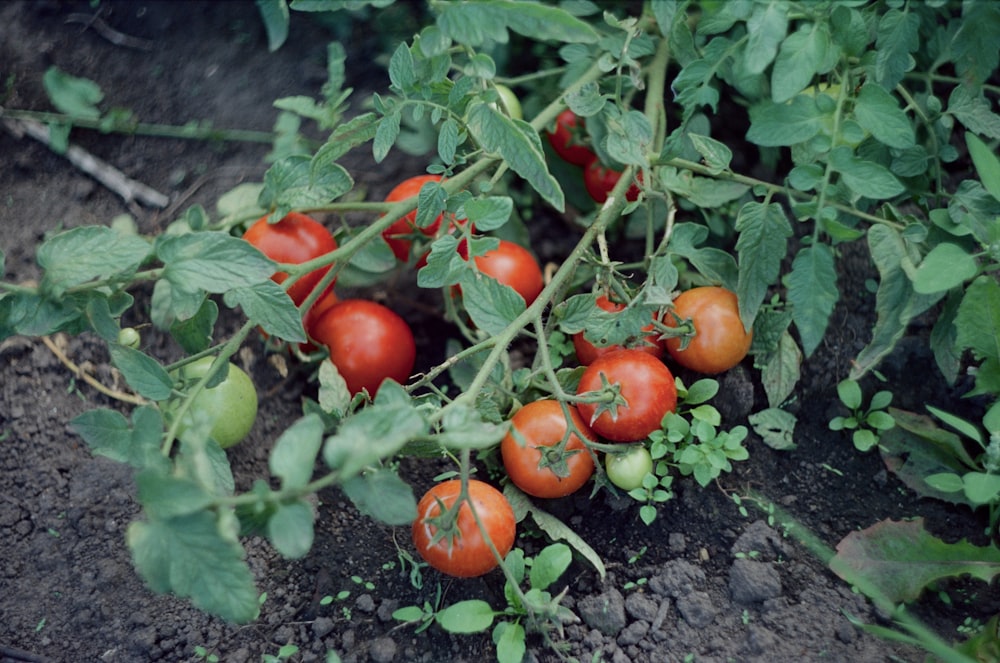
828, 378, 895, 451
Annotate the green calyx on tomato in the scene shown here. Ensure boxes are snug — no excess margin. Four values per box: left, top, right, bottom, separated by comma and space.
242, 212, 338, 306
167, 356, 258, 449
411, 479, 516, 578
605, 445, 653, 491
573, 295, 664, 366
501, 400, 596, 498
576, 349, 677, 443
308, 298, 416, 396
663, 286, 752, 375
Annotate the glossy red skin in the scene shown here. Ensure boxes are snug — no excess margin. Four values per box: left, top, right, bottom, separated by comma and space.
576, 349, 677, 442
546, 110, 595, 167
573, 295, 664, 366
309, 299, 415, 395
583, 161, 641, 204
501, 400, 596, 498
382, 175, 444, 261
664, 286, 753, 374
243, 212, 337, 306
299, 290, 339, 352
412, 479, 516, 578
469, 239, 544, 306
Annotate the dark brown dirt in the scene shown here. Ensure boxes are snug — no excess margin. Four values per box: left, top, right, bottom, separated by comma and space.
1, 3, 995, 663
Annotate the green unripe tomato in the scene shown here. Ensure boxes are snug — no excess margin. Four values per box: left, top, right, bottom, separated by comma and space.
605, 445, 653, 491
170, 356, 258, 449
117, 327, 141, 349
493, 84, 523, 121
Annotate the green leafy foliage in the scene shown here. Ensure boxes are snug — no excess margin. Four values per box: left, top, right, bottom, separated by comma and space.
831, 518, 1000, 604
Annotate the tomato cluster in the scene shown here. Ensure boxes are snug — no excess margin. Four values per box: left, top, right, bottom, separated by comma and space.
546, 110, 640, 205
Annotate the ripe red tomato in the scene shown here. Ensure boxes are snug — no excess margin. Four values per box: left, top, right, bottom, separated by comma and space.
546, 109, 595, 167
573, 295, 664, 366
382, 175, 444, 262
501, 400, 596, 498
466, 239, 544, 306
664, 286, 752, 374
309, 299, 415, 395
576, 349, 677, 442
583, 160, 640, 204
412, 479, 516, 578
243, 212, 337, 306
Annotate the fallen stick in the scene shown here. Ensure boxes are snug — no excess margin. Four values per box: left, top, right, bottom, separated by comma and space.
0, 109, 169, 209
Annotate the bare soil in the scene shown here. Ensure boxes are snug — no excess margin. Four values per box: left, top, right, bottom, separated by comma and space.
1, 3, 996, 663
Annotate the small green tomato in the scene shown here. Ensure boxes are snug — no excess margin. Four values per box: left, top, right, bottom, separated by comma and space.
170, 356, 258, 449
605, 445, 653, 491
493, 84, 523, 121
117, 327, 141, 349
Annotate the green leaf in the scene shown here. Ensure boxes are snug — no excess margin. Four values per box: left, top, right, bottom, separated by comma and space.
340, 469, 417, 526
605, 109, 653, 168
966, 132, 1000, 202
136, 469, 214, 520
955, 276, 1000, 362
435, 0, 599, 46
853, 84, 915, 149
435, 403, 509, 450
269, 414, 324, 489
748, 408, 797, 451
157, 232, 275, 295
460, 270, 526, 336
109, 344, 174, 401
317, 113, 379, 162
127, 510, 259, 623
910, 243, 979, 295
464, 196, 513, 232
176, 434, 235, 497
686, 133, 733, 173
786, 244, 838, 357
951, 3, 1000, 85
529, 543, 572, 591
493, 621, 527, 663
267, 500, 314, 559
747, 95, 824, 146
735, 202, 791, 329
744, 1, 788, 74
467, 103, 564, 211
223, 280, 306, 343
37, 226, 151, 296
42, 66, 103, 119
323, 400, 427, 479
874, 8, 919, 89
170, 298, 218, 354
258, 155, 354, 216
829, 148, 905, 200
388, 42, 416, 91
373, 109, 401, 163
837, 379, 863, 410
658, 167, 749, 208
70, 406, 168, 471
759, 330, 801, 408
770, 24, 828, 103
947, 86, 1000, 140
255, 0, 289, 51
963, 473, 1000, 505
831, 518, 1000, 604
852, 225, 942, 379
435, 599, 495, 634
924, 472, 965, 494
526, 501, 606, 579
317, 359, 351, 416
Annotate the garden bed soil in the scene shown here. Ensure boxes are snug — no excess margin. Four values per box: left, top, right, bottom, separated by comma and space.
1, 3, 996, 663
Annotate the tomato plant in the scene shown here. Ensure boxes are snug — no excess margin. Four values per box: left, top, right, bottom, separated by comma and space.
572, 295, 663, 365
309, 299, 415, 395
501, 399, 596, 498
242, 212, 337, 306
382, 175, 444, 262
465, 239, 544, 307
664, 287, 752, 375
411, 479, 516, 578
168, 356, 258, 449
605, 445, 653, 492
546, 109, 594, 167
576, 349, 677, 443
493, 84, 523, 121
582, 160, 639, 204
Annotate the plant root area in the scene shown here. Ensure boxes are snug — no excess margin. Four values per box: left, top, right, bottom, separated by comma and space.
1, 3, 997, 662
